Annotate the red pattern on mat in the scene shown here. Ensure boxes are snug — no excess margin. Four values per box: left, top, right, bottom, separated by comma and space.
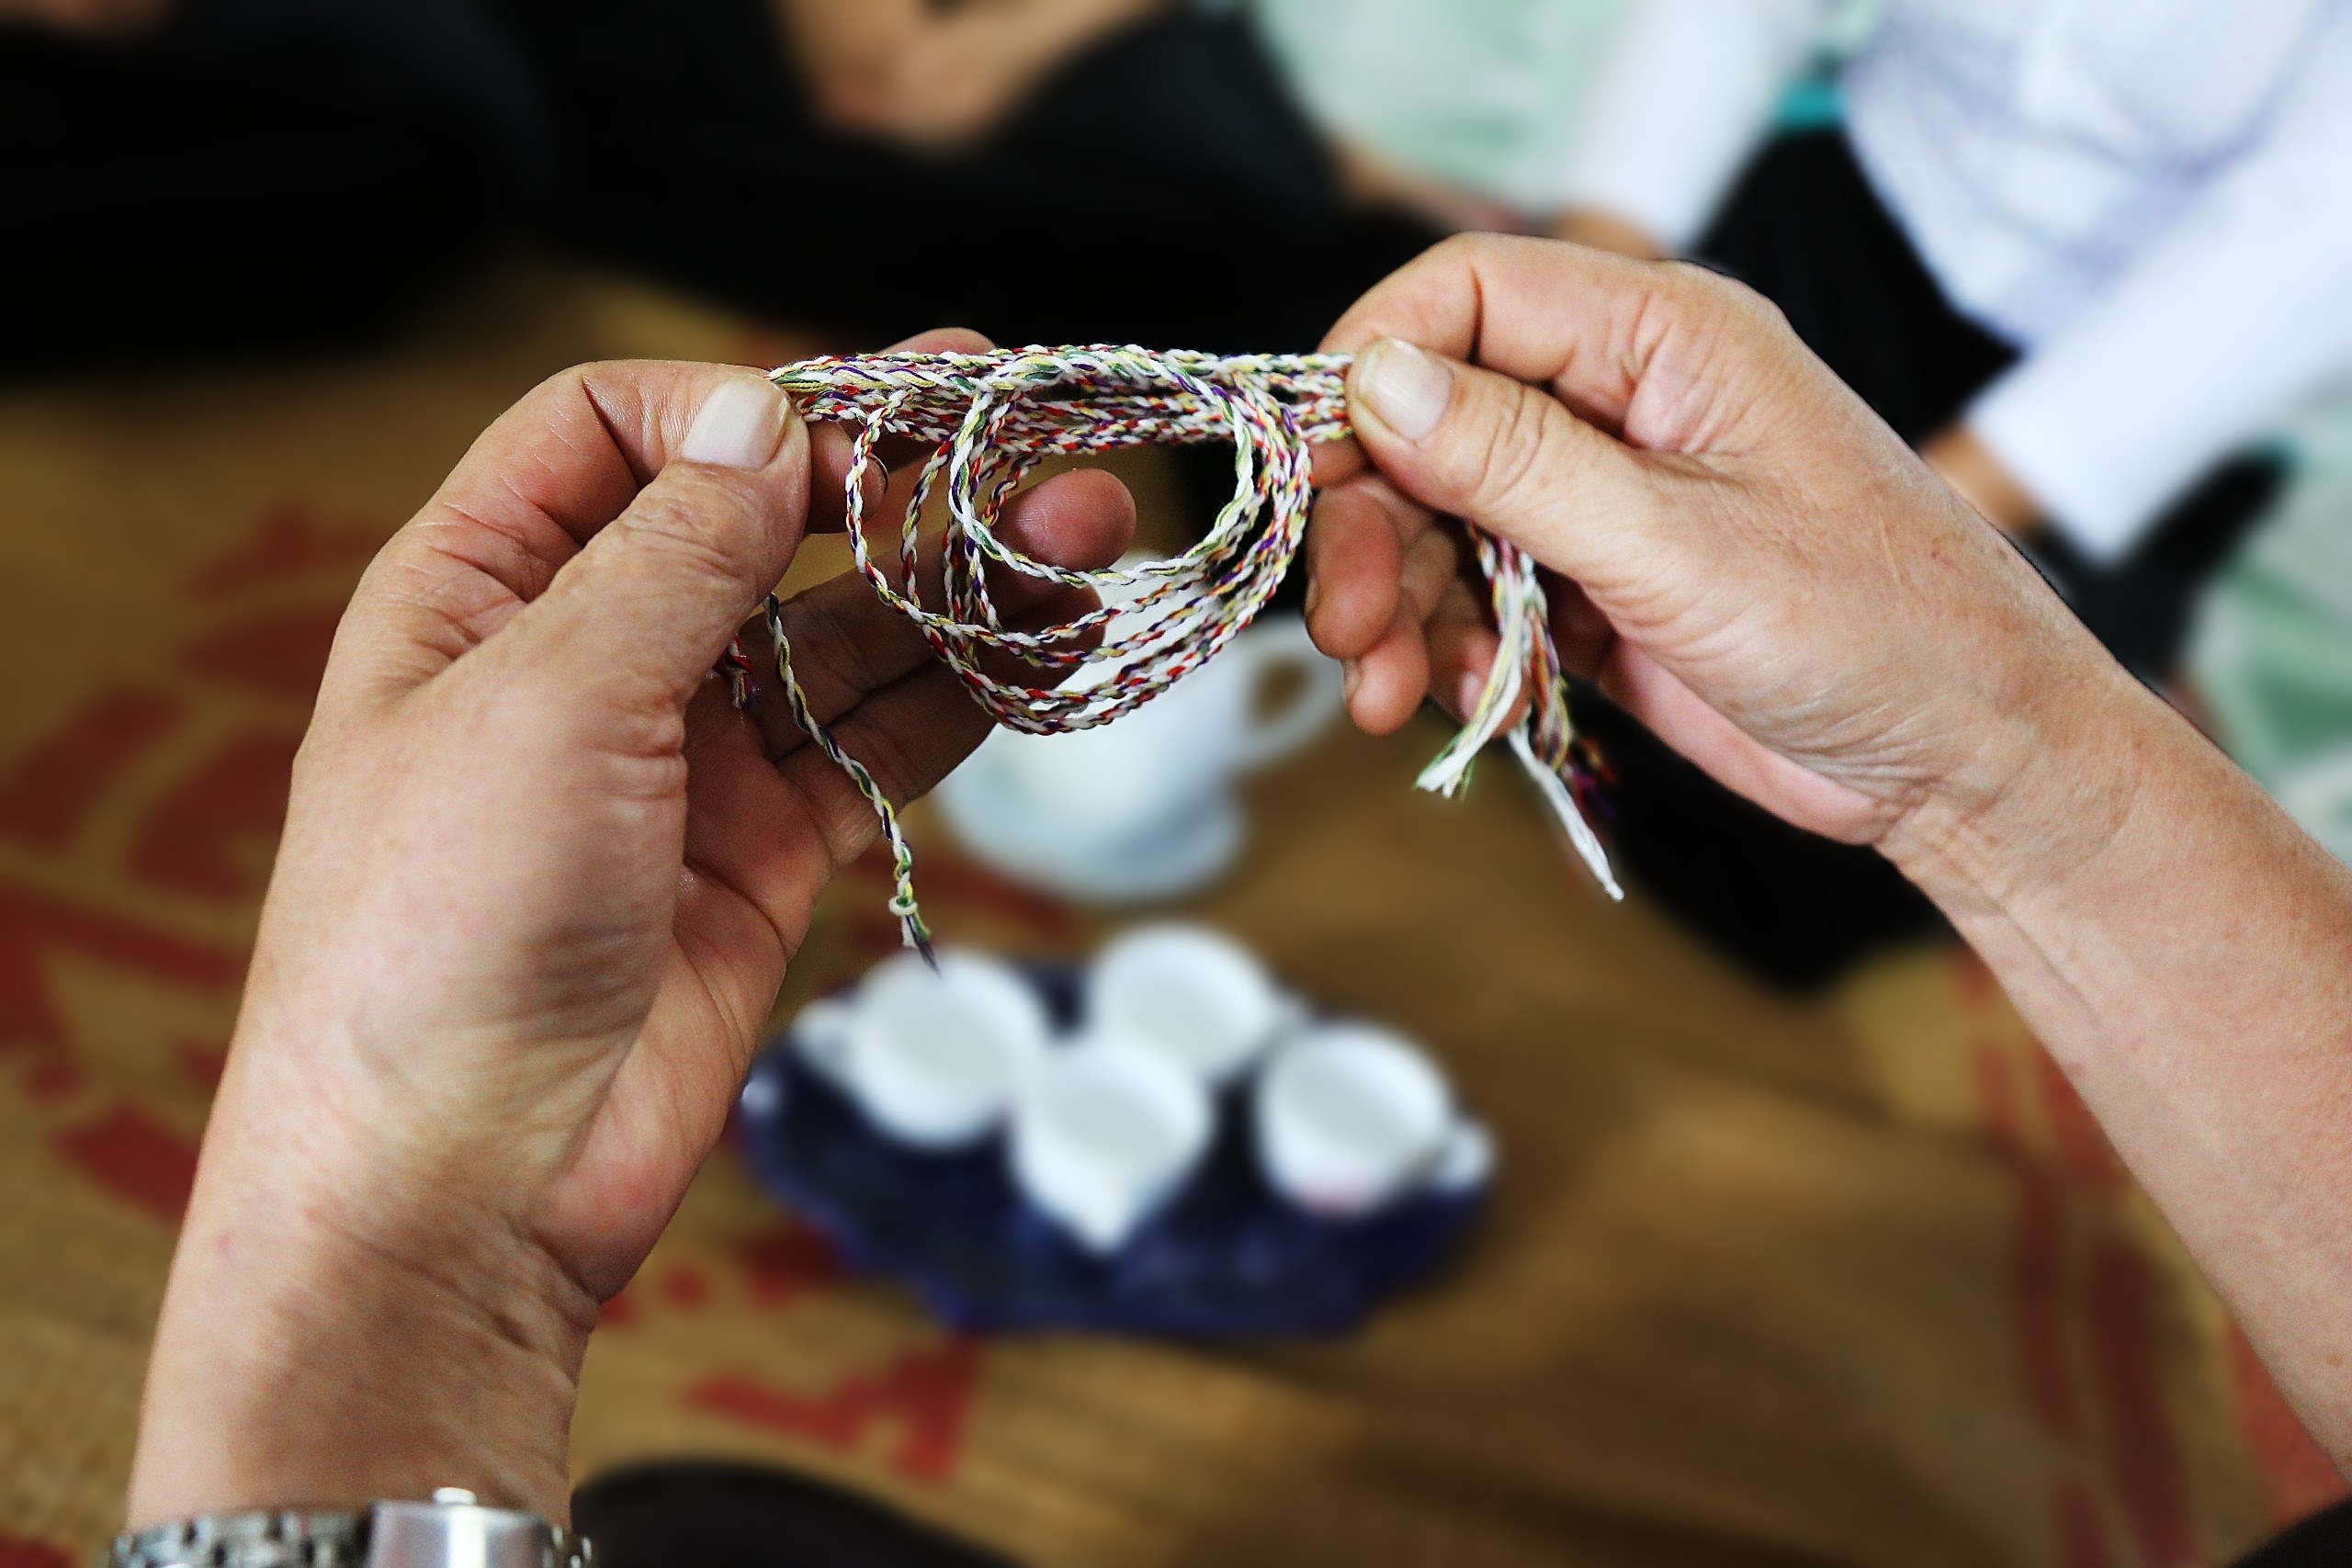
2058, 1478, 2115, 1568
734, 1224, 845, 1311
2086, 1240, 2193, 1567
1974, 999, 2198, 1568
127, 728, 298, 902
0, 688, 181, 851
181, 610, 343, 705
1976, 1043, 2078, 1439
52, 1102, 201, 1225
0, 884, 243, 1053
684, 1341, 986, 1483
0, 1534, 74, 1568
187, 503, 383, 601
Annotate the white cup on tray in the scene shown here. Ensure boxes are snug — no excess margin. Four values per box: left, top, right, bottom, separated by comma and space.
1010, 1040, 1213, 1254
801, 950, 1052, 1152
936, 558, 1343, 902
1254, 1023, 1462, 1218
1085, 921, 1297, 1089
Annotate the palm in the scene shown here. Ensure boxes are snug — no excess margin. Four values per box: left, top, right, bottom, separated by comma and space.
534, 660, 858, 1294
299, 339, 1130, 1306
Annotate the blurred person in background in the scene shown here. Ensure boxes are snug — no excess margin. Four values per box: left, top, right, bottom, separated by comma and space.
1532, 0, 2352, 985
501, 0, 1439, 352
0, 0, 544, 376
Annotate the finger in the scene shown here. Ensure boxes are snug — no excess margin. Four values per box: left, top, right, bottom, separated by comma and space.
803, 325, 995, 535
1424, 580, 1506, 724
1544, 574, 1615, 682
739, 467, 1136, 758
501, 370, 810, 709
1320, 231, 1722, 440
333, 360, 803, 710
1344, 338, 1657, 598
1344, 604, 1432, 737
1303, 473, 1414, 660
1335, 500, 1460, 735
772, 661, 1008, 869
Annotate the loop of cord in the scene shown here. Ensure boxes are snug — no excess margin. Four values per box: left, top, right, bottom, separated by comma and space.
747, 344, 1619, 960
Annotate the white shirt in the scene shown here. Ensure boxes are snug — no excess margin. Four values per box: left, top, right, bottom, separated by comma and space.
1555, 0, 2352, 562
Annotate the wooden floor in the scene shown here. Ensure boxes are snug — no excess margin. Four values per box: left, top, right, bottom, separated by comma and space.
0, 259, 2332, 1567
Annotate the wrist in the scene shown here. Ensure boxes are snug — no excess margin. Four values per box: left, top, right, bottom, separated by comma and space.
1878, 628, 2165, 922
129, 1074, 596, 1528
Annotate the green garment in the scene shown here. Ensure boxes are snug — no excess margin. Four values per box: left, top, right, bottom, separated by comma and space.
1250, 0, 1629, 214
2188, 398, 2352, 864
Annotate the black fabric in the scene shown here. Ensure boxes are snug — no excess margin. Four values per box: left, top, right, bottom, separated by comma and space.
1581, 130, 2279, 988
0, 0, 546, 378
498, 0, 1436, 354
573, 1461, 1024, 1568
2233, 1498, 2352, 1567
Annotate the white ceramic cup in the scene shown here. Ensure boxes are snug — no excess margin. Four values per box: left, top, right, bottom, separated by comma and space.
1255, 1024, 1455, 1216
838, 951, 1052, 1151
936, 575, 1343, 902
1011, 1041, 1213, 1253
788, 995, 859, 1086
1086, 922, 1293, 1089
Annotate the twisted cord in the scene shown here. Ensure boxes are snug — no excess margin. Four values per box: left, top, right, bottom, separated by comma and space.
745, 344, 1619, 956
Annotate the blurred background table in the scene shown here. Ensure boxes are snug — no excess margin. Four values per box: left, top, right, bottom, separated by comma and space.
0, 263, 2336, 1568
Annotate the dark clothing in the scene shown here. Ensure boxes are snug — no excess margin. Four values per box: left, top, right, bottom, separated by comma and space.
0, 0, 546, 377
2235, 1498, 2352, 1567
1585, 130, 2279, 987
499, 2, 1434, 354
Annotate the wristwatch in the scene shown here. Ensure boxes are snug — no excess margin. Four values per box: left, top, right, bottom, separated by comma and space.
107, 1489, 592, 1568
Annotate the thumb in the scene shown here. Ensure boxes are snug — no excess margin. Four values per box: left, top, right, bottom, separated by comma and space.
1346, 338, 1647, 587
514, 372, 811, 707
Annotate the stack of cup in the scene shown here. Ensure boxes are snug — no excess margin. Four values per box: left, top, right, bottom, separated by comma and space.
785, 924, 1489, 1257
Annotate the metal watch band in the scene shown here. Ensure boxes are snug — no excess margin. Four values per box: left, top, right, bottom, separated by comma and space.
108, 1493, 590, 1568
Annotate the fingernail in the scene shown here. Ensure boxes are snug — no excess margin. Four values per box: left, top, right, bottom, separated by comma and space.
1356, 339, 1453, 442
1303, 577, 1323, 622
682, 378, 789, 469
1457, 666, 1489, 717
1342, 660, 1362, 702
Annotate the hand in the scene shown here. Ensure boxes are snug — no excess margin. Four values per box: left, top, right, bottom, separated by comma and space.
1921, 423, 2045, 541
128, 333, 1136, 1524
775, 0, 925, 118
1303, 233, 2133, 863
826, 0, 1166, 150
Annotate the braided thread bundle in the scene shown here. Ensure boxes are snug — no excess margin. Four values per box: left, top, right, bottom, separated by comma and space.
750, 345, 1620, 957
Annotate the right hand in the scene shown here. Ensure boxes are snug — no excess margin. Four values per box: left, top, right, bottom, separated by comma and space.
1304, 233, 2134, 862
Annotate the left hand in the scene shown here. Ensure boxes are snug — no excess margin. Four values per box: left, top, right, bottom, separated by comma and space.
128, 333, 1135, 1525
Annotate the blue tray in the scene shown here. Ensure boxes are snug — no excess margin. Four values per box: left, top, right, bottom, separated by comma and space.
733, 969, 1485, 1338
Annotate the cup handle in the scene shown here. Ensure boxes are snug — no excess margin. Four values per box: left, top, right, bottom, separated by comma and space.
1228, 616, 1347, 773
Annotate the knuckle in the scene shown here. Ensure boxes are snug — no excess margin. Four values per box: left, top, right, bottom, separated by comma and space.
1664, 260, 1794, 344
1460, 383, 1558, 519
611, 482, 762, 591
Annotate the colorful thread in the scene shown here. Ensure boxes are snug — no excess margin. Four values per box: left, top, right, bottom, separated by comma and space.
744, 345, 1621, 959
